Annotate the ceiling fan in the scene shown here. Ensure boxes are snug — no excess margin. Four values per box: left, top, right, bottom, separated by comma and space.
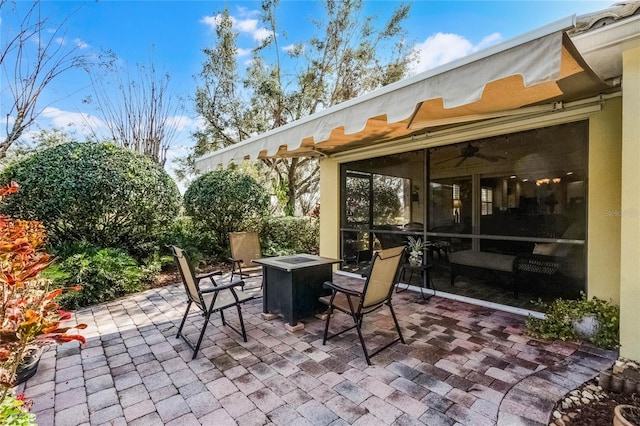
435, 143, 506, 167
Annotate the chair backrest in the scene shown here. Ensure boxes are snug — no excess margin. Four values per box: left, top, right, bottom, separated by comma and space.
229, 232, 262, 268
361, 246, 405, 309
171, 246, 203, 306
374, 230, 405, 249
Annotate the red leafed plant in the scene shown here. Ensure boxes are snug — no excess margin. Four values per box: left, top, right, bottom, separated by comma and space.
0, 182, 86, 403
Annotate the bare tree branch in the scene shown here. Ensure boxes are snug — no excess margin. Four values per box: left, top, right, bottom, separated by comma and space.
82, 51, 184, 166
1, 0, 87, 159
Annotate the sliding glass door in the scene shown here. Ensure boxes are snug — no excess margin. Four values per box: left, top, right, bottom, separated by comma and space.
340, 151, 425, 272
340, 121, 588, 307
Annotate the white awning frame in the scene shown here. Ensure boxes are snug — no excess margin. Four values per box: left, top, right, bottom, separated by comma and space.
196, 15, 584, 171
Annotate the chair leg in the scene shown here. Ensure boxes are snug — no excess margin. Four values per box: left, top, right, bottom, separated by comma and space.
235, 303, 247, 342
177, 301, 192, 338
231, 260, 242, 282
388, 302, 406, 344
220, 310, 226, 325
322, 307, 333, 345
192, 311, 212, 359
450, 264, 457, 286
353, 315, 372, 365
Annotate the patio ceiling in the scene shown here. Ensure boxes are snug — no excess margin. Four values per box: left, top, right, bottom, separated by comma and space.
195, 16, 608, 171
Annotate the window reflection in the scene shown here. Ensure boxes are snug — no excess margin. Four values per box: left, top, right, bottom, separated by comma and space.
341, 152, 425, 271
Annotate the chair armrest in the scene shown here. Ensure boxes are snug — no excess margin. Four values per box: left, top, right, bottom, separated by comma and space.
323, 281, 362, 297
196, 270, 222, 280
201, 279, 246, 293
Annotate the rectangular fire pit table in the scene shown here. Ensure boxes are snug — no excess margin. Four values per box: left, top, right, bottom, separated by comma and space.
253, 254, 342, 331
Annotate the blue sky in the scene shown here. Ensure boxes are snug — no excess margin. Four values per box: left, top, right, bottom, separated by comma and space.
1, 0, 612, 182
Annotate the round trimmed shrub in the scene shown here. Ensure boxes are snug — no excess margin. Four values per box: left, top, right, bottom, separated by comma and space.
0, 142, 181, 258
183, 169, 269, 253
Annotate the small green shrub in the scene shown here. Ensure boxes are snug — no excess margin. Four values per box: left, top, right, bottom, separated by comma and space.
44, 246, 151, 309
261, 216, 319, 256
183, 170, 269, 252
158, 216, 216, 264
526, 293, 620, 349
0, 390, 35, 426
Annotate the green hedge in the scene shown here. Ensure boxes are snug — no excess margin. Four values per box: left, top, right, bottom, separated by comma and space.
0, 142, 181, 259
261, 216, 319, 256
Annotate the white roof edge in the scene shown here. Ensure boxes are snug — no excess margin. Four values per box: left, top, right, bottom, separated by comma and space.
571, 12, 640, 50
196, 15, 576, 165
570, 13, 640, 81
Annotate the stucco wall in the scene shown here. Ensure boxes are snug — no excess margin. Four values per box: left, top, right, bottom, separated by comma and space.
587, 97, 622, 304
319, 158, 340, 259
620, 46, 640, 361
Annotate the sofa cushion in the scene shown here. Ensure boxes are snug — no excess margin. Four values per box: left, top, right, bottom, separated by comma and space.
449, 250, 516, 272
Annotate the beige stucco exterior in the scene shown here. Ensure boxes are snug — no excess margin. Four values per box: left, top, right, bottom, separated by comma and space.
317, 92, 634, 353
319, 158, 340, 260
587, 97, 622, 303
619, 46, 640, 361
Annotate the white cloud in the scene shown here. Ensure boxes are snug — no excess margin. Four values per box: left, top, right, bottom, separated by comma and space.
235, 6, 259, 19
200, 15, 221, 28
473, 32, 502, 52
410, 32, 503, 74
192, 116, 207, 132
166, 115, 196, 132
243, 57, 258, 67
55, 37, 65, 46
282, 43, 303, 55
235, 18, 258, 33
237, 47, 252, 57
201, 12, 273, 43
252, 27, 273, 42
41, 107, 106, 136
74, 38, 89, 49
165, 145, 190, 160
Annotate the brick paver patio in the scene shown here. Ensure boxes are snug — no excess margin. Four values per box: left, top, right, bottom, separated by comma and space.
16, 274, 617, 425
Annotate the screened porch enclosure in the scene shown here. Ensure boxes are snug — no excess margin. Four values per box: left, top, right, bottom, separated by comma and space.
339, 121, 588, 309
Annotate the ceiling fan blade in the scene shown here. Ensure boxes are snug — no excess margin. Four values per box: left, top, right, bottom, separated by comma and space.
454, 156, 468, 167
475, 153, 507, 162
434, 155, 462, 165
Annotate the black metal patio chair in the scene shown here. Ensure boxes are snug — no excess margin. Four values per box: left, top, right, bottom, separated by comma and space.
171, 245, 260, 359
319, 245, 406, 365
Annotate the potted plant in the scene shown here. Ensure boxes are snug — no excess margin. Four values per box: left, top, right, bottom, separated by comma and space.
614, 404, 640, 426
525, 292, 619, 349
13, 347, 42, 386
0, 182, 86, 422
406, 236, 428, 266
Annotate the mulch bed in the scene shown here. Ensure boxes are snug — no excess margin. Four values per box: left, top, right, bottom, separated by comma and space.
551, 378, 640, 425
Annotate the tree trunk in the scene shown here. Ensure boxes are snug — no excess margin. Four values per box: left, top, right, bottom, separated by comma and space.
285, 158, 298, 216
